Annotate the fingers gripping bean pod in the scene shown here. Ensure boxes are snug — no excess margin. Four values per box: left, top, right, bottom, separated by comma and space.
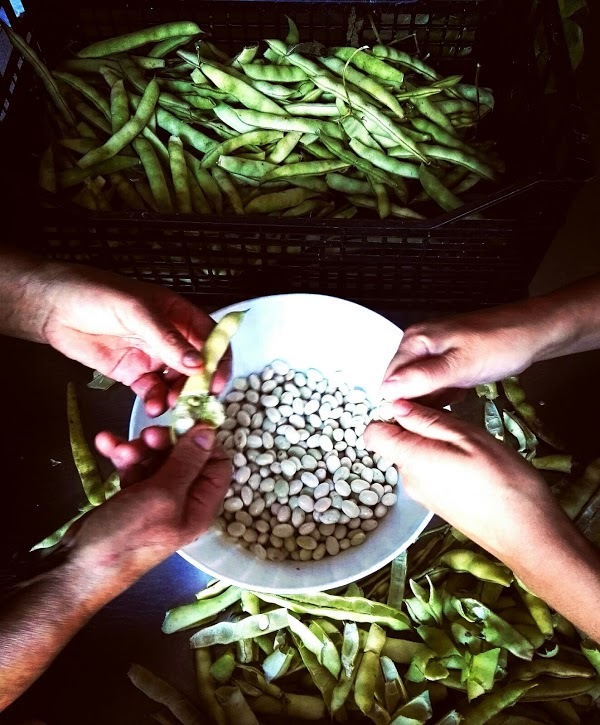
77, 21, 203, 58
171, 309, 247, 438
78, 79, 160, 169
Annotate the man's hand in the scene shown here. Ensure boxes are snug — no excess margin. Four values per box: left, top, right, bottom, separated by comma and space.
365, 401, 600, 641
0, 252, 230, 416
41, 266, 229, 416
0, 424, 231, 709
70, 424, 232, 588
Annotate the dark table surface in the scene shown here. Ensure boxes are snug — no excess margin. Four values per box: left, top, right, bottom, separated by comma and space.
1, 299, 600, 724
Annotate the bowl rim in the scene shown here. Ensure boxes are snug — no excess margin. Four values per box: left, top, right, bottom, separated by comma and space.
129, 292, 434, 592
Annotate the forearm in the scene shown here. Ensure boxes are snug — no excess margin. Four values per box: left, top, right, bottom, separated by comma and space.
500, 504, 600, 642
0, 249, 66, 342
0, 558, 129, 710
526, 274, 600, 364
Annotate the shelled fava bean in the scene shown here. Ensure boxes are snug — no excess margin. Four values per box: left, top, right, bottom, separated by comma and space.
215, 360, 399, 562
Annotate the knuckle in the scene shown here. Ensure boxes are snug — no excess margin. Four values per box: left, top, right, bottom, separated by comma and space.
162, 328, 183, 348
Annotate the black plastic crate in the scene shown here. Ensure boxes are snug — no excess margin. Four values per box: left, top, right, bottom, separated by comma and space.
0, 0, 592, 309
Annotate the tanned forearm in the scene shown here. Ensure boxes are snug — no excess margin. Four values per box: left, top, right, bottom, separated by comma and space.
501, 505, 600, 644
528, 273, 600, 364
0, 559, 127, 710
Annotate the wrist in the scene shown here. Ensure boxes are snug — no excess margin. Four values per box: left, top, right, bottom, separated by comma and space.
0, 251, 70, 343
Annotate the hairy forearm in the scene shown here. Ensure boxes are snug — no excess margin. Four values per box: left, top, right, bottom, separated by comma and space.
0, 249, 66, 342
527, 273, 600, 364
0, 559, 126, 710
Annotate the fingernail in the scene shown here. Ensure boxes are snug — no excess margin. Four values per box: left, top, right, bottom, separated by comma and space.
381, 378, 405, 397
183, 349, 202, 367
393, 400, 412, 416
193, 428, 214, 450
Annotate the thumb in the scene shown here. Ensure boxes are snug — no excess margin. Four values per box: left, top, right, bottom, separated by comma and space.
135, 308, 204, 374
381, 353, 459, 401
364, 401, 470, 470
156, 425, 216, 490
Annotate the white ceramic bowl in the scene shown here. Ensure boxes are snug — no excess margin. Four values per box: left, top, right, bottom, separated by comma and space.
129, 293, 432, 592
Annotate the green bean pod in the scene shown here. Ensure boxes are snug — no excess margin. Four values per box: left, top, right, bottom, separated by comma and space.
58, 155, 140, 188
439, 550, 512, 586
53, 71, 111, 119
201, 129, 283, 168
331, 46, 405, 84
245, 187, 319, 214
212, 167, 245, 215
78, 79, 159, 168
320, 56, 405, 120
77, 21, 203, 58
354, 623, 387, 716
132, 137, 172, 212
350, 137, 420, 178
109, 79, 129, 134
2, 23, 76, 128
201, 63, 285, 116
418, 164, 463, 212
168, 136, 192, 213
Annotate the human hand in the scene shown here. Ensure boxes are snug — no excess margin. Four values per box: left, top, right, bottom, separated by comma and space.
381, 301, 550, 403
364, 400, 572, 569
63, 424, 231, 592
38, 264, 229, 416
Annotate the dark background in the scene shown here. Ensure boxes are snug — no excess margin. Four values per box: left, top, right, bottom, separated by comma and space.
1, 1, 600, 723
